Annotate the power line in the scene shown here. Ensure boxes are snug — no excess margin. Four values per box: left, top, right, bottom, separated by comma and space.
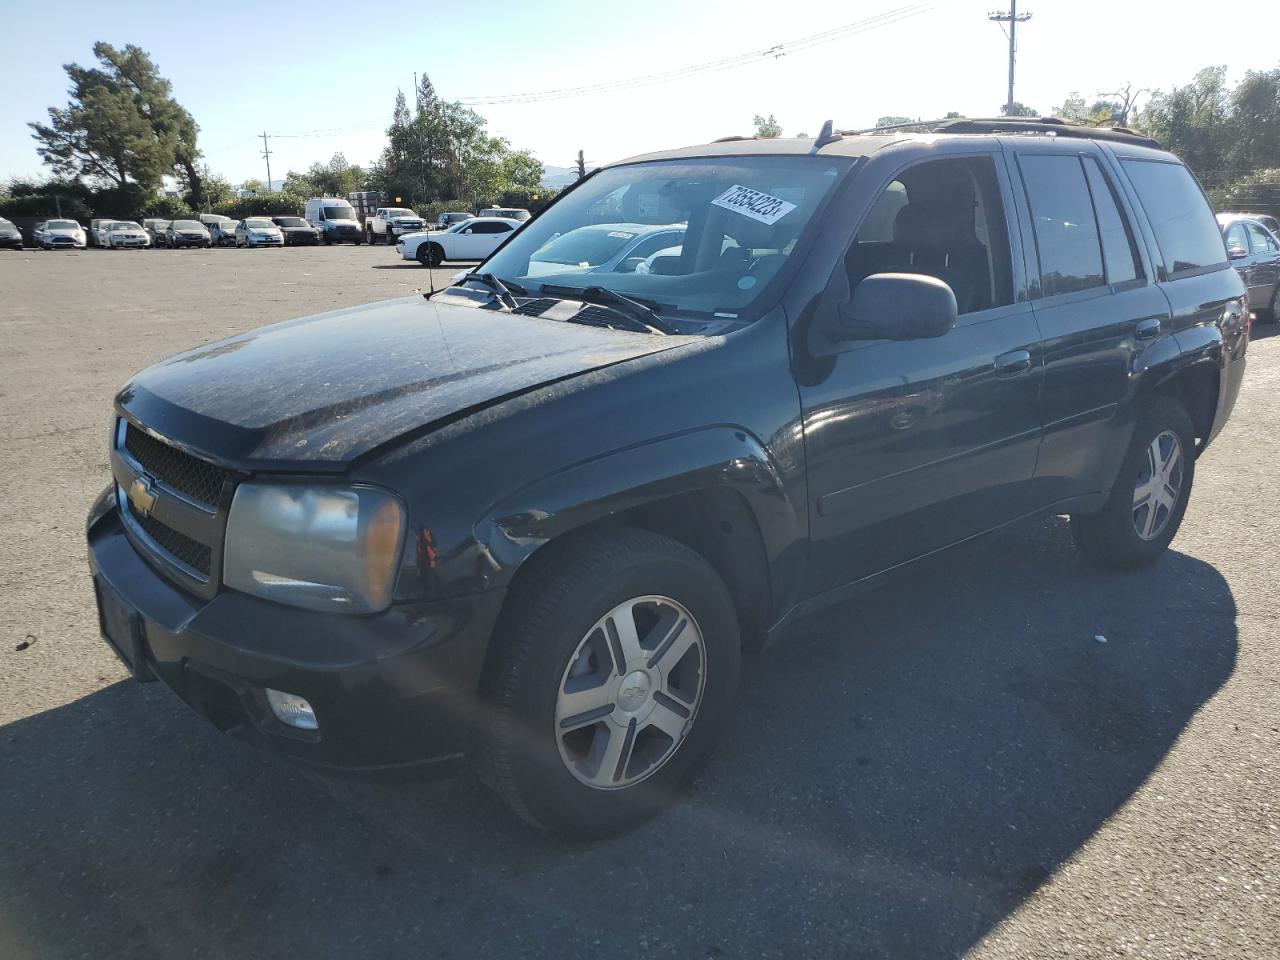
212, 2, 938, 160
456, 2, 937, 105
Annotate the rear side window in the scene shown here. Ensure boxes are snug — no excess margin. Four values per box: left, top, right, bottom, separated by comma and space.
1121, 160, 1226, 276
1082, 158, 1143, 285
1019, 155, 1105, 296
1247, 223, 1278, 255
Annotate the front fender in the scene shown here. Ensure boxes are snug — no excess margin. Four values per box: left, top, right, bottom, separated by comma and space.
475, 425, 801, 589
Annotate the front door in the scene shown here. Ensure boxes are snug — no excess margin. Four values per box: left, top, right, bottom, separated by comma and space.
797, 153, 1043, 597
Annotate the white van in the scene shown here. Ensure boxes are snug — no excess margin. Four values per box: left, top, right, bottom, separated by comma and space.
304, 197, 364, 245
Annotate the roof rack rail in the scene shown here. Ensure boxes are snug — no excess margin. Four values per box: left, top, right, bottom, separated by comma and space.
837, 117, 957, 136
713, 134, 758, 143
933, 117, 1161, 149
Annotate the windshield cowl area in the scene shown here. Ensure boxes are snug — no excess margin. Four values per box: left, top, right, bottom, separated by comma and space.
482, 155, 850, 322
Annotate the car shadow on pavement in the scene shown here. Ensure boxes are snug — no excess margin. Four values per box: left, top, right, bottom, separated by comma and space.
0, 515, 1236, 960
1249, 318, 1279, 341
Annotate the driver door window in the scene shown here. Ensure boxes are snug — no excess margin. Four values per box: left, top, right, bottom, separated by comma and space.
843, 156, 1014, 318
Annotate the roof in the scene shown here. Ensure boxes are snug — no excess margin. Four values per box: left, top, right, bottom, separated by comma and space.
617, 117, 1168, 167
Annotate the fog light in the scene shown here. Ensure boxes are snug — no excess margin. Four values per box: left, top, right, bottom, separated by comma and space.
265, 688, 318, 730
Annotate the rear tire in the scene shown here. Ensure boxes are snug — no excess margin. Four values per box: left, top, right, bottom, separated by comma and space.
1071, 397, 1195, 569
478, 528, 741, 838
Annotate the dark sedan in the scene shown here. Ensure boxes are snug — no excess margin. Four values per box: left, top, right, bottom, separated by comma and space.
1220, 213, 1280, 321
165, 219, 212, 249
272, 216, 321, 246
0, 217, 22, 250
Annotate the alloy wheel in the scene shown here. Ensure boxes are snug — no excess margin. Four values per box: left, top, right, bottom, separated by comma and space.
1132, 429, 1183, 540
555, 595, 706, 790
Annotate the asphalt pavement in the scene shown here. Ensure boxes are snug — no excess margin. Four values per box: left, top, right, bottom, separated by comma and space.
1, 244, 1276, 959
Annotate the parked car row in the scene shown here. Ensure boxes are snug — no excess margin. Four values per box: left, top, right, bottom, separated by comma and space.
3, 201, 536, 255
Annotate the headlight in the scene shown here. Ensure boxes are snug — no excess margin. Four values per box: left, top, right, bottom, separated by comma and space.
223, 484, 406, 613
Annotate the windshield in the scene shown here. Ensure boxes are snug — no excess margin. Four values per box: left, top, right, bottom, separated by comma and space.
323, 205, 356, 220
172, 220, 202, 230
244, 218, 274, 229
108, 222, 138, 231
49, 220, 79, 229
385, 208, 416, 218
275, 217, 307, 227
483, 156, 850, 317
486, 209, 531, 221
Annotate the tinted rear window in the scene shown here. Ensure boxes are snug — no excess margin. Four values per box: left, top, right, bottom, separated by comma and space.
1121, 160, 1225, 276
1020, 155, 1105, 297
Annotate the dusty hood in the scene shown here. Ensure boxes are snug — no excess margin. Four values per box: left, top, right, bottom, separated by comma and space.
117, 295, 694, 471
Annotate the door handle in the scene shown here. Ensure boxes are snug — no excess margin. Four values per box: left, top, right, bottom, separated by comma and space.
1135, 317, 1162, 341
994, 349, 1032, 376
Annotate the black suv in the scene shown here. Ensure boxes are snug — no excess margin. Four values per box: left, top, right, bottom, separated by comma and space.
88, 118, 1248, 838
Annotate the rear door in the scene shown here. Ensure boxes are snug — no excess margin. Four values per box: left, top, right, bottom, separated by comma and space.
1245, 222, 1280, 311
1114, 156, 1246, 408
797, 151, 1044, 596
1007, 143, 1171, 504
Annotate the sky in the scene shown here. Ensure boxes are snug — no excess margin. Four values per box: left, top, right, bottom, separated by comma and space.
2, 0, 1278, 187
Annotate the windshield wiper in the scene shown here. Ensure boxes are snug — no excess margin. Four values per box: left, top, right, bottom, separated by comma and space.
540, 284, 677, 335
461, 272, 523, 310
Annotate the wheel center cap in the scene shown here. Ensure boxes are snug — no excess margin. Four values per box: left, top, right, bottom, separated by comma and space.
617, 670, 652, 711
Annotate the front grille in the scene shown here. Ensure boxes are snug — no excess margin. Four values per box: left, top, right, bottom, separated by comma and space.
131, 510, 212, 576
124, 423, 233, 508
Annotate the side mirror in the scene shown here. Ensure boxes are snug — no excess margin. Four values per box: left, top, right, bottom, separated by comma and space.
839, 273, 958, 341
1227, 245, 1248, 261
617, 257, 645, 273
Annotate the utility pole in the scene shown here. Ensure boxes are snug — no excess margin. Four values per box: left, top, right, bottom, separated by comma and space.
576, 149, 586, 180
260, 131, 273, 192
988, 1, 1032, 115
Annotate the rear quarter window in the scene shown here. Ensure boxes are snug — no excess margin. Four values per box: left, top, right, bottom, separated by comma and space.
1121, 160, 1226, 277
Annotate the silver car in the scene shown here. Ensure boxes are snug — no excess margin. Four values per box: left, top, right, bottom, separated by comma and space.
33, 219, 87, 250
525, 223, 687, 278
1219, 213, 1280, 321
235, 217, 284, 248
105, 221, 150, 249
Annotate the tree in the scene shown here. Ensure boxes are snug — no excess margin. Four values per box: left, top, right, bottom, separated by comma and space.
753, 114, 782, 138
197, 169, 234, 208
1000, 101, 1038, 117
371, 90, 542, 208
1136, 67, 1232, 188
30, 43, 204, 206
415, 73, 438, 114
283, 154, 366, 198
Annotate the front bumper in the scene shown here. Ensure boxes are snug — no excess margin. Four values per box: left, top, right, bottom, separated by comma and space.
245, 236, 284, 247
283, 232, 320, 245
87, 487, 503, 777
171, 236, 208, 247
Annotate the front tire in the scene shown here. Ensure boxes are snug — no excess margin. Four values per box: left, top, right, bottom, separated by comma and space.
478, 528, 740, 839
417, 242, 443, 267
1071, 397, 1196, 568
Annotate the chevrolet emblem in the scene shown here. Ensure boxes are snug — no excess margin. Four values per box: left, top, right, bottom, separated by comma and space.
128, 475, 158, 517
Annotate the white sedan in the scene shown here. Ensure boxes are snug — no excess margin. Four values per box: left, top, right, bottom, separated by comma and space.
398, 217, 520, 267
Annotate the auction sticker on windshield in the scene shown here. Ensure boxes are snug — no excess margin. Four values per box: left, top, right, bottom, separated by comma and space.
711, 185, 797, 225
